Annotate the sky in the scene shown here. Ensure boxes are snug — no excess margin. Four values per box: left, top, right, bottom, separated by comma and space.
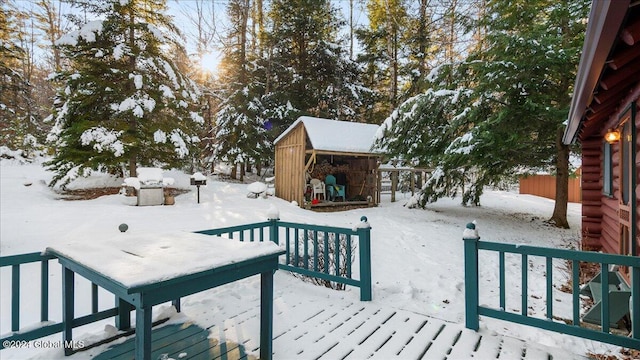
167, 0, 369, 73
0, 156, 624, 359
10, 0, 368, 73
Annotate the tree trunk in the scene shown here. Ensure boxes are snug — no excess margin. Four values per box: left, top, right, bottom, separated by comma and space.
230, 164, 237, 179
549, 127, 570, 228
127, 9, 137, 177
128, 156, 137, 178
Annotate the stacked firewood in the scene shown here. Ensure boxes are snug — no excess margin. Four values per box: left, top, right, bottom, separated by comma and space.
309, 160, 349, 180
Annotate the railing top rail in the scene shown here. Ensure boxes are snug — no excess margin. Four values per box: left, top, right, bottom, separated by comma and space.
0, 252, 56, 267
194, 221, 273, 235
475, 240, 640, 266
277, 221, 361, 235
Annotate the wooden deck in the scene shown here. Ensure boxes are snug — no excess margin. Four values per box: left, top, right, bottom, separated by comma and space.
93, 323, 255, 360
71, 274, 586, 360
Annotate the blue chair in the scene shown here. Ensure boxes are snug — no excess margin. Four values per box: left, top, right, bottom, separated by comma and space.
325, 174, 346, 201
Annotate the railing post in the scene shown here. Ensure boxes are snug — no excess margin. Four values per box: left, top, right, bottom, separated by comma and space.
463, 222, 480, 331
11, 264, 20, 332
41, 260, 49, 322
62, 266, 75, 356
268, 208, 279, 245
356, 216, 372, 301
632, 266, 639, 340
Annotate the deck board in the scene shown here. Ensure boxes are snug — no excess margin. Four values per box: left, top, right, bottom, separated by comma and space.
93, 323, 255, 360
81, 275, 587, 360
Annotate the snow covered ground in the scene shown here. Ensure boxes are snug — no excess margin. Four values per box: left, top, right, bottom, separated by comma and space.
0, 159, 621, 359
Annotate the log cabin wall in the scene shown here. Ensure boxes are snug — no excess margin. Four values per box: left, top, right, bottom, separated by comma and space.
274, 123, 306, 205
580, 136, 603, 249
600, 131, 621, 255
587, 98, 639, 255
563, 2, 640, 263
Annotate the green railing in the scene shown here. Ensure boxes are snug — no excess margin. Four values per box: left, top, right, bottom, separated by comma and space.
463, 224, 640, 349
195, 216, 373, 301
1, 217, 372, 351
0, 252, 119, 350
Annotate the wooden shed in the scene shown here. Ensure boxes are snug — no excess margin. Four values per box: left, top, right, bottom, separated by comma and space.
563, 0, 639, 281
273, 116, 383, 208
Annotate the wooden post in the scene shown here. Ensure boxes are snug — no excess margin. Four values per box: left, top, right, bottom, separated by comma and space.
269, 218, 279, 245
62, 267, 74, 356
260, 270, 274, 360
391, 171, 397, 202
357, 216, 372, 301
40, 260, 49, 322
91, 283, 98, 314
376, 170, 382, 203
410, 171, 415, 196
172, 298, 181, 313
135, 305, 152, 360
116, 297, 133, 330
11, 265, 19, 332
463, 223, 479, 331
632, 266, 639, 340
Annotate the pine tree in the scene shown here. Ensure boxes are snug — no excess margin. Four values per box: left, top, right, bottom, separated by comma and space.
460, 0, 589, 227
209, 0, 270, 180
375, 0, 589, 228
0, 1, 40, 156
356, 0, 408, 119
264, 0, 371, 127
45, 0, 203, 186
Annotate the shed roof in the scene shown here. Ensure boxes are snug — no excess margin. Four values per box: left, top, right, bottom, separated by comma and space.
274, 116, 382, 155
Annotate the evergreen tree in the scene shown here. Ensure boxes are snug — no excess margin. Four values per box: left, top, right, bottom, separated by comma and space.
0, 1, 40, 156
264, 0, 371, 127
210, 0, 271, 180
45, 0, 203, 186
356, 0, 408, 120
375, 0, 588, 228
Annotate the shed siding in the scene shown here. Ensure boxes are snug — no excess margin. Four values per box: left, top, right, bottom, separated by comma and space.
275, 124, 306, 205
344, 158, 378, 200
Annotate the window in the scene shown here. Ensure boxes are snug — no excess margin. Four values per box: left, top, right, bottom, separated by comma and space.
621, 120, 630, 205
603, 141, 613, 196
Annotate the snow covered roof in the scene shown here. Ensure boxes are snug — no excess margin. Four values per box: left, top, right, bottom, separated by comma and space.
274, 116, 383, 155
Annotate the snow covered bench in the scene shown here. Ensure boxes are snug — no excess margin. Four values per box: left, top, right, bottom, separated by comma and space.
123, 167, 174, 206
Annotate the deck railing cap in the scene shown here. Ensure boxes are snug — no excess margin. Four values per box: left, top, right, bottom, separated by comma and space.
463, 221, 479, 240
353, 216, 371, 231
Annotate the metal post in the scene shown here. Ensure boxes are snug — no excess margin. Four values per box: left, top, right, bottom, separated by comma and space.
196, 184, 200, 203
463, 223, 480, 331
357, 216, 372, 301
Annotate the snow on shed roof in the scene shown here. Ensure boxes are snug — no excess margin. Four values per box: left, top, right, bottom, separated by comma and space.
274, 116, 382, 155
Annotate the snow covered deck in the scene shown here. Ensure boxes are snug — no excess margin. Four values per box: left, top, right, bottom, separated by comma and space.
70, 273, 586, 360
